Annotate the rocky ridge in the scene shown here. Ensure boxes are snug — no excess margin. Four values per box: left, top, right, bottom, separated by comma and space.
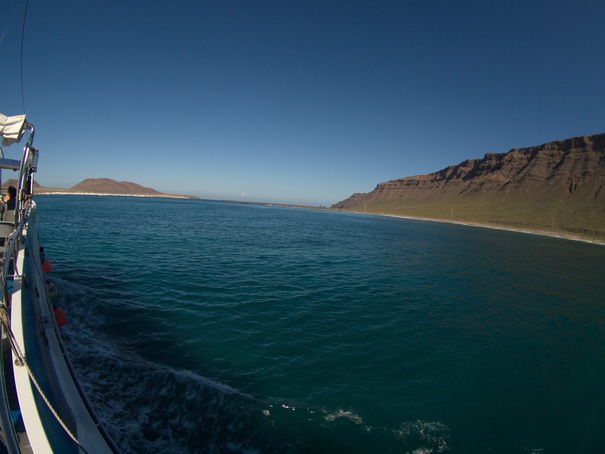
332, 133, 605, 239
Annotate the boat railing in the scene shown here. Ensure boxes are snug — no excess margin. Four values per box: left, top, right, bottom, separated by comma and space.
0, 200, 27, 453
0, 120, 81, 453
0, 125, 120, 452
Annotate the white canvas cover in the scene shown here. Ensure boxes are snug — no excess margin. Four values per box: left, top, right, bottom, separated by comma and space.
0, 113, 27, 146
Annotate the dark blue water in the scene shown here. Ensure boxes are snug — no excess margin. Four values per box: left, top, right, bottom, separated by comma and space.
36, 195, 605, 453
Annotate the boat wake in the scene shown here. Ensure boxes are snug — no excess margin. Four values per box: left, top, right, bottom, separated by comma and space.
49, 276, 454, 453
48, 277, 297, 453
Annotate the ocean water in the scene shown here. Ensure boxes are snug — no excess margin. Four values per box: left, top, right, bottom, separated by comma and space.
35, 195, 605, 454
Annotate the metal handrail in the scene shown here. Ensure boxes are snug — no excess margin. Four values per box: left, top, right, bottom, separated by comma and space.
0, 205, 26, 454
0, 123, 34, 453
0, 126, 120, 451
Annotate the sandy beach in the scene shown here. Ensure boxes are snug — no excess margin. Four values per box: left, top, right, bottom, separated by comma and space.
367, 212, 605, 246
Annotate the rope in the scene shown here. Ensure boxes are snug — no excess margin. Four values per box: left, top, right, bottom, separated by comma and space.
0, 264, 90, 453
0, 306, 89, 453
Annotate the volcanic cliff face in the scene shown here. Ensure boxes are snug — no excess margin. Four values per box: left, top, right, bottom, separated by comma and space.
332, 133, 605, 239
333, 133, 605, 208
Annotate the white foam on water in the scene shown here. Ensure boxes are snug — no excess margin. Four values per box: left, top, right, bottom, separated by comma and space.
394, 420, 450, 454
320, 408, 378, 434
324, 408, 364, 425
172, 367, 252, 398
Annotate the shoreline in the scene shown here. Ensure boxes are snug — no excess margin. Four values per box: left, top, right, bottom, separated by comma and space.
256, 202, 605, 246
35, 191, 198, 199
345, 210, 605, 246
32, 192, 605, 246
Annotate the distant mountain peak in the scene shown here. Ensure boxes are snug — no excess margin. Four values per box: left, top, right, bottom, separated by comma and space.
69, 178, 162, 195
3, 177, 197, 199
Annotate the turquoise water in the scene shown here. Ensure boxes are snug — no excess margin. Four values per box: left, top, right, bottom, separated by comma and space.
36, 195, 605, 453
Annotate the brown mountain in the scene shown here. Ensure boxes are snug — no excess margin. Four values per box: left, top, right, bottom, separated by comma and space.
1, 178, 197, 199
332, 133, 605, 240
1, 179, 43, 189
69, 178, 163, 195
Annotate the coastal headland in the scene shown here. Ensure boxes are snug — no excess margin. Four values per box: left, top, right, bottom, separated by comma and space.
332, 132, 605, 244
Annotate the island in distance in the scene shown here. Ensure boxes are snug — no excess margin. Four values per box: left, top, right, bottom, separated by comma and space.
2, 132, 603, 242
332, 132, 605, 242
1, 178, 198, 199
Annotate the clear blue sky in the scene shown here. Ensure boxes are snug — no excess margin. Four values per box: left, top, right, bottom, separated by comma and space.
2, 0, 604, 206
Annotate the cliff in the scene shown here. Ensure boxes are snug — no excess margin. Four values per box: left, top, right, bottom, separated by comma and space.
332, 133, 605, 240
